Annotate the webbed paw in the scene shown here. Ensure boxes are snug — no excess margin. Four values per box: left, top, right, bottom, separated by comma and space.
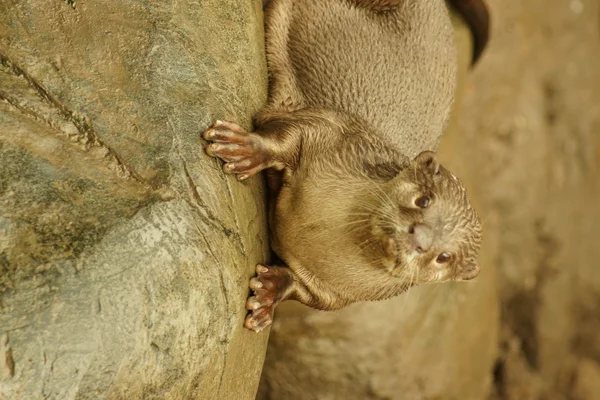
203, 120, 272, 180
244, 264, 293, 332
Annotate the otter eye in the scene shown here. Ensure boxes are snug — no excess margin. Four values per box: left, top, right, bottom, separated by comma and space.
436, 252, 451, 263
415, 196, 430, 209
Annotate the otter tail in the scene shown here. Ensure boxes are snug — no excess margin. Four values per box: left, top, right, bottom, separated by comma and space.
446, 0, 490, 65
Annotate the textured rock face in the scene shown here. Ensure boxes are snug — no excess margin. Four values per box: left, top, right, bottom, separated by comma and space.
0, 1, 269, 399
258, 1, 600, 399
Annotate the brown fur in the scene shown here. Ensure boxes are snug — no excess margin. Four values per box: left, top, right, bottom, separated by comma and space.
203, 0, 487, 331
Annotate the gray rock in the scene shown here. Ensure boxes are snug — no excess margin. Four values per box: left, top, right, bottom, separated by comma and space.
0, 1, 268, 399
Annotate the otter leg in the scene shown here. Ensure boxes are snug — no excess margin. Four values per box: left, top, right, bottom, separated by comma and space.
245, 264, 296, 332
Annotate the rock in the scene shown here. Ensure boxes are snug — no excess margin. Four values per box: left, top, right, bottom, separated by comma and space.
0, 1, 269, 399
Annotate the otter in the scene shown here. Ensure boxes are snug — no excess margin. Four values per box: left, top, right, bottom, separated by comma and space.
203, 0, 488, 332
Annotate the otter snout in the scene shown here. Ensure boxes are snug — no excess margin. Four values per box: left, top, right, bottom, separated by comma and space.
408, 223, 433, 253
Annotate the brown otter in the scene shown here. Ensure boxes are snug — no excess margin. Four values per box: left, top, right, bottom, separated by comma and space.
203, 0, 488, 332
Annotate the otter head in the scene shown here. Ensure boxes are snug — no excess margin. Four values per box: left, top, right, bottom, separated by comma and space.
370, 151, 482, 285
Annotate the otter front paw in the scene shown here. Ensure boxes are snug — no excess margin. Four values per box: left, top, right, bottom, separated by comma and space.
203, 120, 272, 180
244, 264, 294, 332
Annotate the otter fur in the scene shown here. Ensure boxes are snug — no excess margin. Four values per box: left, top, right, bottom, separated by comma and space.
203, 0, 488, 332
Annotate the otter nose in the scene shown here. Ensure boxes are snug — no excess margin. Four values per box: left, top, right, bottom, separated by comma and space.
409, 223, 433, 253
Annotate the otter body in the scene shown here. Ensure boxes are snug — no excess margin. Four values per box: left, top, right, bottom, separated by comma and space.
264, 0, 457, 157
203, 0, 487, 331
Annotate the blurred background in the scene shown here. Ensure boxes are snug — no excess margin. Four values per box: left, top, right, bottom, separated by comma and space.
257, 1, 600, 399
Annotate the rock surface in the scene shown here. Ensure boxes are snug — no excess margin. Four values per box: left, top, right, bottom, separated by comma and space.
0, 1, 269, 399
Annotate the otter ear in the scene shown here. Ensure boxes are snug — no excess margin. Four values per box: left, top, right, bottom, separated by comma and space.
414, 151, 440, 176
459, 263, 480, 281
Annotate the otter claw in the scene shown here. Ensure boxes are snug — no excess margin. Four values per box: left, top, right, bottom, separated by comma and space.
246, 296, 262, 310
245, 314, 271, 331
249, 277, 263, 289
256, 264, 268, 273
245, 306, 274, 332
203, 130, 216, 139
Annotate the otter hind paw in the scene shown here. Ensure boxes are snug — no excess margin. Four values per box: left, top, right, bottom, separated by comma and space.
203, 121, 271, 180
244, 264, 293, 332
